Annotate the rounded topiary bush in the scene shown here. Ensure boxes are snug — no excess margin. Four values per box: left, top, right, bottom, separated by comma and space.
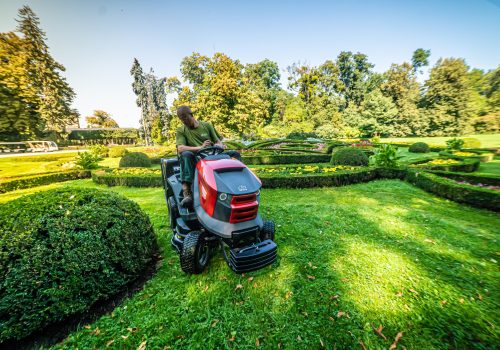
330, 147, 369, 166
409, 142, 430, 153
109, 146, 129, 158
0, 188, 157, 342
119, 152, 151, 168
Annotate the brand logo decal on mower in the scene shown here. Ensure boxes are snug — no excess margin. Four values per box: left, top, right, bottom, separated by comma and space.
238, 185, 247, 191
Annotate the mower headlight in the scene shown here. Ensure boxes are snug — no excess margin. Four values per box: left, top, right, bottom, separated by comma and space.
219, 193, 228, 201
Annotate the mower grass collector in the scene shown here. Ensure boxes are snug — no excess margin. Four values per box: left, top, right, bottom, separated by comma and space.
161, 146, 277, 274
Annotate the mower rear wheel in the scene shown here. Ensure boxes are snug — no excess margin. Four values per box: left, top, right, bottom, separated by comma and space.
168, 196, 179, 231
180, 231, 209, 274
260, 220, 275, 241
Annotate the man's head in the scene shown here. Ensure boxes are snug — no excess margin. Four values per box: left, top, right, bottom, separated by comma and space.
177, 105, 196, 128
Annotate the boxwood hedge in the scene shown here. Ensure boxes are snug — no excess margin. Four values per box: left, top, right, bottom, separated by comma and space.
409, 158, 480, 172
438, 150, 495, 163
241, 154, 330, 165
0, 170, 91, 194
92, 170, 163, 187
0, 188, 158, 342
119, 152, 151, 168
406, 170, 500, 212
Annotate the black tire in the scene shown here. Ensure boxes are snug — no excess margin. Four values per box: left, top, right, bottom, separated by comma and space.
168, 196, 179, 230
260, 220, 275, 241
180, 231, 209, 274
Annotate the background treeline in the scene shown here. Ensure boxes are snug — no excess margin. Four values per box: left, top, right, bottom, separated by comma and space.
132, 51, 499, 144
0, 6, 78, 141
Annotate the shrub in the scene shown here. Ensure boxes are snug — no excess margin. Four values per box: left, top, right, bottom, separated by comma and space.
92, 169, 163, 187
330, 147, 369, 166
89, 144, 109, 158
74, 152, 101, 169
446, 138, 464, 150
119, 152, 151, 168
370, 144, 399, 167
409, 142, 430, 153
287, 132, 319, 140
461, 137, 481, 149
0, 188, 157, 342
0, 171, 91, 194
326, 141, 349, 154
109, 146, 129, 158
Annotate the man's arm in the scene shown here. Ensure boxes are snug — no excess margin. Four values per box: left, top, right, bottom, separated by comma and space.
208, 123, 226, 149
177, 141, 210, 154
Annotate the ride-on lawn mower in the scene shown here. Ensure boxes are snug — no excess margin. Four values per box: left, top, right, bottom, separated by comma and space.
161, 146, 277, 274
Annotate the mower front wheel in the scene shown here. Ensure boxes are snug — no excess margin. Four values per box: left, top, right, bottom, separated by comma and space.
180, 231, 210, 274
260, 220, 275, 241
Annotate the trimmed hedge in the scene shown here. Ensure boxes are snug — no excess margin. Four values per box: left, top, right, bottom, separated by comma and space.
259, 168, 378, 188
438, 150, 495, 163
0, 188, 158, 342
242, 154, 330, 165
119, 152, 151, 168
409, 158, 480, 172
331, 147, 369, 166
92, 170, 163, 187
68, 128, 139, 141
0, 170, 91, 194
109, 146, 129, 158
406, 170, 500, 212
427, 170, 500, 186
409, 142, 430, 153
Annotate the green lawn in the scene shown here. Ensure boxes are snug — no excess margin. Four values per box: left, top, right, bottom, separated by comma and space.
475, 157, 500, 178
381, 134, 500, 148
0, 153, 78, 179
1, 179, 498, 349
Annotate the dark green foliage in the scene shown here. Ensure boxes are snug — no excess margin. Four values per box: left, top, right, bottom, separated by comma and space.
406, 170, 500, 211
108, 147, 129, 158
119, 152, 151, 168
326, 141, 349, 154
461, 137, 481, 148
259, 168, 377, 188
286, 132, 319, 140
242, 154, 330, 165
223, 140, 246, 150
330, 147, 369, 166
409, 142, 430, 153
0, 170, 90, 193
0, 188, 158, 342
446, 138, 464, 150
88, 144, 109, 158
370, 144, 399, 167
428, 170, 500, 186
92, 172, 162, 187
74, 152, 101, 169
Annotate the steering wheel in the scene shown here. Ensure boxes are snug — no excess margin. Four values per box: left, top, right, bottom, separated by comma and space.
196, 145, 225, 159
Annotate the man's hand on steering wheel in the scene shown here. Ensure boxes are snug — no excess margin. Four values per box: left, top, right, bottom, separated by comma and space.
196, 144, 224, 158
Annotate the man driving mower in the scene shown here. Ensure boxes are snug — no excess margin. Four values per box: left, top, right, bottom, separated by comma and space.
176, 105, 241, 207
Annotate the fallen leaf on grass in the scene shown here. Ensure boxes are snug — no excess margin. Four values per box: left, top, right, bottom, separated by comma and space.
371, 324, 387, 340
106, 339, 114, 347
408, 289, 418, 295
248, 277, 254, 282
121, 335, 129, 339
341, 278, 349, 282
203, 285, 209, 292
211, 319, 219, 328
253, 282, 258, 288
440, 300, 447, 305
459, 298, 465, 304
297, 335, 302, 342
307, 275, 316, 280
84, 325, 91, 330
337, 311, 346, 318
235, 284, 243, 290
359, 339, 368, 350
396, 291, 403, 297
330, 295, 340, 300
127, 327, 138, 333
320, 338, 325, 347
285, 291, 293, 299
91, 327, 100, 336
389, 332, 403, 350
229, 331, 236, 342
424, 238, 436, 244
329, 316, 334, 321
478, 293, 483, 301
256, 338, 260, 347
137, 340, 147, 350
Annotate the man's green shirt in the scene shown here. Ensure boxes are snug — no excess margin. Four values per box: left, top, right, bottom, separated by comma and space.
175, 121, 220, 147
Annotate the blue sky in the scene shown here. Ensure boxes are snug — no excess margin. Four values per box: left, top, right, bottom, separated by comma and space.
1, 0, 499, 128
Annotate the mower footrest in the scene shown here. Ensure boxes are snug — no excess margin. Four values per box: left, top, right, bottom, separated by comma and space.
229, 240, 277, 273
